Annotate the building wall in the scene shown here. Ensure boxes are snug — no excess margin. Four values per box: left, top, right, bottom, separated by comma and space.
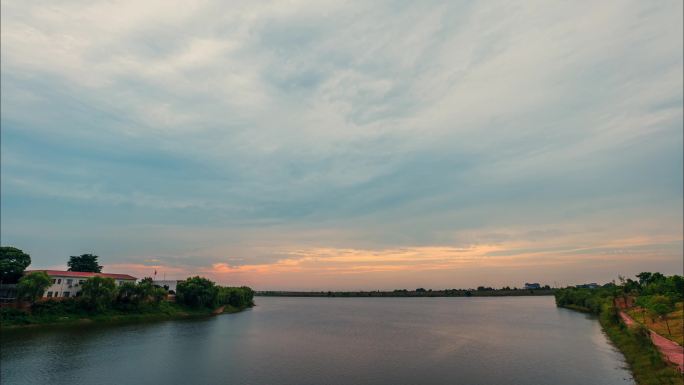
44, 275, 135, 298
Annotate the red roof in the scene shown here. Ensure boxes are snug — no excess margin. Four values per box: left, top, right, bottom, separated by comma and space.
26, 270, 137, 280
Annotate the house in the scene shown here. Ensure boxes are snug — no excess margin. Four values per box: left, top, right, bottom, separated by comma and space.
575, 283, 600, 289
524, 282, 541, 290
25, 270, 137, 299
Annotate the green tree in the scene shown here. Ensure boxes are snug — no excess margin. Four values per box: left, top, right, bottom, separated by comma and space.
80, 276, 116, 310
135, 277, 156, 303
176, 276, 218, 308
152, 286, 167, 303
636, 272, 652, 286
67, 254, 103, 273
648, 295, 675, 336
0, 246, 32, 283
116, 281, 138, 304
634, 295, 651, 323
16, 271, 51, 303
115, 278, 166, 307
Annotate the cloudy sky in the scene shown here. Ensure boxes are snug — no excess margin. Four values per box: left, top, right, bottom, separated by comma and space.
1, 1, 682, 290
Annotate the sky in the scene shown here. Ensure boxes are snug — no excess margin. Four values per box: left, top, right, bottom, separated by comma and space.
1, 1, 682, 290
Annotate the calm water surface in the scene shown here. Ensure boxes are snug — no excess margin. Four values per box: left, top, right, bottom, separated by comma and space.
2, 296, 633, 385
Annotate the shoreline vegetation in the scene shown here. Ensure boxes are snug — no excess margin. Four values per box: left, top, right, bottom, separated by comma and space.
555, 272, 683, 385
0, 248, 255, 330
257, 288, 555, 297
1, 275, 254, 330
0, 302, 252, 330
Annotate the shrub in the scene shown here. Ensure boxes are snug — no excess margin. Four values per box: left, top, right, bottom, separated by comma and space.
80, 276, 117, 311
176, 276, 218, 308
17, 272, 52, 303
0, 307, 30, 325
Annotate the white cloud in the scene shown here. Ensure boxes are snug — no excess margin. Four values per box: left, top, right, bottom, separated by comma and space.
1, 0, 681, 285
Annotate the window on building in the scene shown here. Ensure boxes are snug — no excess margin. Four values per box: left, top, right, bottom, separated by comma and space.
47, 292, 53, 298
63, 292, 70, 298
57, 279, 62, 284
52, 279, 56, 284
79, 280, 85, 285
66, 279, 73, 285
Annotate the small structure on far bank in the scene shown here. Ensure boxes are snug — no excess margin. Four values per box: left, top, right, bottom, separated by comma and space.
575, 283, 600, 289
524, 282, 541, 290
152, 280, 182, 293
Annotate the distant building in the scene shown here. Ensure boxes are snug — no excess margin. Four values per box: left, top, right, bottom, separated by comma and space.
26, 270, 137, 299
575, 283, 600, 289
524, 283, 541, 290
152, 280, 182, 293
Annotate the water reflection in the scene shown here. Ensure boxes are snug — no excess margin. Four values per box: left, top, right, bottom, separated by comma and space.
2, 297, 633, 385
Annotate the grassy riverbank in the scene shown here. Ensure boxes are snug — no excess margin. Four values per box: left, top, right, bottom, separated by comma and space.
627, 302, 684, 346
0, 301, 252, 329
599, 312, 682, 385
557, 303, 682, 384
555, 272, 684, 385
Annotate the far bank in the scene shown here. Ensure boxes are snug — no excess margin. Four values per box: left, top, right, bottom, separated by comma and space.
257, 288, 555, 297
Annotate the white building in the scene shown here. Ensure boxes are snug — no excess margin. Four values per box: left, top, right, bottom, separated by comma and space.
26, 270, 137, 299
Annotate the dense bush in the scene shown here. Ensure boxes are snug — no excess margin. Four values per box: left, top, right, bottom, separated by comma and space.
80, 276, 117, 311
17, 271, 52, 303
0, 307, 31, 324
218, 286, 254, 308
554, 287, 614, 314
31, 298, 85, 316
177, 276, 254, 309
176, 276, 219, 308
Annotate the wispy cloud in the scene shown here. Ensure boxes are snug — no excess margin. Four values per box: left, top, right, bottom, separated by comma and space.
1, 0, 682, 289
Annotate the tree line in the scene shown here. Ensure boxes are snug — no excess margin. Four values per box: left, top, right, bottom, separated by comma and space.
1, 246, 254, 312
554, 272, 683, 332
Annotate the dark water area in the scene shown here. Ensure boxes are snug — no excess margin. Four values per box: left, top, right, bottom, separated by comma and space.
2, 296, 633, 385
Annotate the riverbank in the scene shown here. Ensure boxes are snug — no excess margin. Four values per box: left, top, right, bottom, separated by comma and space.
599, 312, 682, 385
619, 311, 684, 373
257, 289, 555, 297
627, 302, 684, 346
558, 304, 682, 384
0, 301, 252, 330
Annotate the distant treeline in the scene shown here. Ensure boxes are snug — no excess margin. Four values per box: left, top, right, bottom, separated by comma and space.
257, 287, 555, 297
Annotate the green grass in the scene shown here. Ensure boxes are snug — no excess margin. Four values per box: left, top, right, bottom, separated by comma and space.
627, 302, 683, 346
599, 313, 683, 385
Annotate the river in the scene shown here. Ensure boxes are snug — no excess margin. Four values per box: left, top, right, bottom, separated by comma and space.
1, 296, 633, 385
